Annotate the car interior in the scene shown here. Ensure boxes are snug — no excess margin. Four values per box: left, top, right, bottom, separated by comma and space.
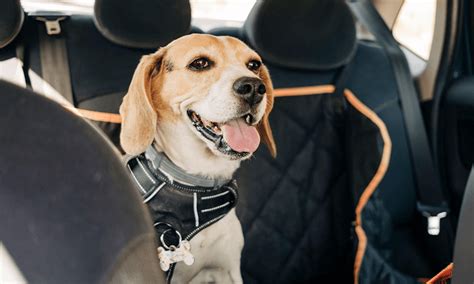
1, 0, 474, 283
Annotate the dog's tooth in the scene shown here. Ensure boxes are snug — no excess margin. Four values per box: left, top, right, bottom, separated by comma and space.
215, 136, 223, 147
245, 114, 252, 125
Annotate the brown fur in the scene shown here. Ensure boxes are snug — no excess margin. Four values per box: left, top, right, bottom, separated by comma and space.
120, 34, 276, 157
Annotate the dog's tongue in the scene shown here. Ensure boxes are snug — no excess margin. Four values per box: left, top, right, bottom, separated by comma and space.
221, 118, 260, 153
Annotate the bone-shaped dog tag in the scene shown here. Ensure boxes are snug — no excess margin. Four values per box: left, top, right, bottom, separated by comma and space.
158, 240, 194, 271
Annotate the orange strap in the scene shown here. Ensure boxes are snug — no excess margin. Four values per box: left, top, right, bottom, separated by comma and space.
426, 263, 453, 284
66, 85, 336, 123
273, 85, 335, 97
65, 106, 122, 123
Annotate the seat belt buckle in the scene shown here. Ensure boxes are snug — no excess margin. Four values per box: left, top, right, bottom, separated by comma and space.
30, 12, 70, 35
417, 202, 449, 236
35, 16, 67, 35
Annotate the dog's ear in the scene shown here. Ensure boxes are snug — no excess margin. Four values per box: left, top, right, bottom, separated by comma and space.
258, 64, 277, 157
120, 48, 166, 155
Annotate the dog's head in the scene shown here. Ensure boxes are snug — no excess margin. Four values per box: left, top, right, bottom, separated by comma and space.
120, 34, 276, 164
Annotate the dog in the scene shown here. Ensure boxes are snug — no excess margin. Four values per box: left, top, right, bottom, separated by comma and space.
119, 34, 276, 283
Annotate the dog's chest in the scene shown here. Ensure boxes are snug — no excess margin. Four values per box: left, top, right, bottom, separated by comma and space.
173, 209, 244, 283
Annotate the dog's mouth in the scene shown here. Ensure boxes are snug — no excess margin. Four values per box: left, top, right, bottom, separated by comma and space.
187, 110, 260, 159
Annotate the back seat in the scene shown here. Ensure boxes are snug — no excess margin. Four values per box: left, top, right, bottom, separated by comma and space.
210, 0, 441, 282
0, 0, 449, 282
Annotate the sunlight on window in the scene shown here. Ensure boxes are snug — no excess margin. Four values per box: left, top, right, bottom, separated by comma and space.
392, 0, 436, 60
190, 0, 256, 30
21, 0, 257, 30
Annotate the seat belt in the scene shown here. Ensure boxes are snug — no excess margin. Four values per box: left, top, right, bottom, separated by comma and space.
32, 12, 74, 104
452, 166, 474, 284
349, 0, 453, 264
15, 43, 32, 89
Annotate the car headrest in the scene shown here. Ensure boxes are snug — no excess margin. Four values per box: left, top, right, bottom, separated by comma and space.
94, 0, 191, 49
0, 80, 165, 284
243, 0, 357, 70
0, 0, 24, 48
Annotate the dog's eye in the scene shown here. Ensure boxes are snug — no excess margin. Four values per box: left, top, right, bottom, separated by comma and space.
188, 57, 211, 71
247, 60, 261, 72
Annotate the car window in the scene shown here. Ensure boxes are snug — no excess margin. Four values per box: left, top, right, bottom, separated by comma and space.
21, 0, 257, 30
22, 0, 94, 13
191, 0, 256, 30
392, 0, 436, 60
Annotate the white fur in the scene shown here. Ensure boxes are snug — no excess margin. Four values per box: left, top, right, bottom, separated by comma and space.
153, 67, 266, 283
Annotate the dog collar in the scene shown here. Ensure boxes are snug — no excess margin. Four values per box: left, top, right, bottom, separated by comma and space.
144, 145, 230, 188
125, 146, 239, 280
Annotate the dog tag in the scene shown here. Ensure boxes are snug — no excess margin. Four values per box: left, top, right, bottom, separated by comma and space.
157, 240, 195, 271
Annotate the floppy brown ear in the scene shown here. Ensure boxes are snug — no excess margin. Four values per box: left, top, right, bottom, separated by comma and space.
120, 48, 166, 155
258, 64, 277, 157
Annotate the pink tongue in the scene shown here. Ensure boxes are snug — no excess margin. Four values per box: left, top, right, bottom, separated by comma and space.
221, 118, 260, 153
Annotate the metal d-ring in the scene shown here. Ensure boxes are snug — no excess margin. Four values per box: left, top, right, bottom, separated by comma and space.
160, 229, 182, 250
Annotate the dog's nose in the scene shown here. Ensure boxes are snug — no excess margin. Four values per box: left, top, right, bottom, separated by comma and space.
232, 77, 266, 106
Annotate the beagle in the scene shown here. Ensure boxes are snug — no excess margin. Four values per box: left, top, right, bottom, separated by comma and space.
120, 34, 275, 283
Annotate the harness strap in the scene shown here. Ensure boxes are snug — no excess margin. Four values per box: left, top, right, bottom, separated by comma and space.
126, 148, 238, 283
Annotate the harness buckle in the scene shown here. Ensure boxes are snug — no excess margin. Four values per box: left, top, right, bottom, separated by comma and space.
417, 202, 449, 236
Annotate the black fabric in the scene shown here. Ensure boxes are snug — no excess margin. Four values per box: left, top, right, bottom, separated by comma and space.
452, 166, 474, 284
0, 0, 23, 48
243, 0, 357, 70
0, 80, 165, 283
65, 15, 155, 104
236, 92, 354, 284
94, 0, 191, 49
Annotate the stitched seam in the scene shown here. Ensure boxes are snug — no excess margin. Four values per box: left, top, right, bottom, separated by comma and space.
185, 214, 226, 240
137, 159, 156, 185
201, 190, 229, 200
193, 193, 199, 227
143, 182, 166, 203
277, 171, 345, 277
201, 202, 230, 213
372, 98, 398, 113
243, 98, 326, 233
127, 163, 147, 194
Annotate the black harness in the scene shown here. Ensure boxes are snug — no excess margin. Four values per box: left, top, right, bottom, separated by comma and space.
126, 146, 239, 281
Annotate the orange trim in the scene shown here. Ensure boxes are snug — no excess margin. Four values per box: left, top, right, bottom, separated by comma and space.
62, 85, 334, 123
65, 106, 122, 123
426, 263, 453, 284
273, 86, 392, 284
345, 90, 392, 284
273, 85, 335, 97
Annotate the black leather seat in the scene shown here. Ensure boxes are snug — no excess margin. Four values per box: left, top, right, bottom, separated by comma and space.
0, 80, 165, 283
